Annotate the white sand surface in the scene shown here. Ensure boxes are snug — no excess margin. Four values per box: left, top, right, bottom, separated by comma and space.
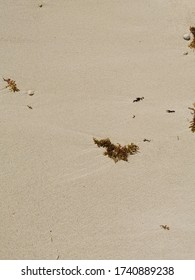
0, 0, 195, 259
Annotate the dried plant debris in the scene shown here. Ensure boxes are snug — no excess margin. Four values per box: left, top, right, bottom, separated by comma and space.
93, 137, 139, 163
189, 27, 195, 49
166, 110, 175, 113
143, 139, 151, 142
160, 225, 170, 230
3, 78, 20, 92
133, 97, 144, 103
27, 105, 33, 109
188, 103, 195, 132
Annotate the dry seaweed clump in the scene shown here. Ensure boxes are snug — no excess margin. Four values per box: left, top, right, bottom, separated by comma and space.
3, 78, 20, 92
188, 103, 195, 132
93, 137, 139, 163
189, 27, 195, 49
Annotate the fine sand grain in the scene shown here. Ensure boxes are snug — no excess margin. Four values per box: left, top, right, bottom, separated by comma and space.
0, 0, 195, 259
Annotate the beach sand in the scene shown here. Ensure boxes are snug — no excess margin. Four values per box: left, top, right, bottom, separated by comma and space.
0, 0, 195, 259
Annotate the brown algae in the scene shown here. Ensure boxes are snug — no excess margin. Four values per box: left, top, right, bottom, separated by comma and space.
93, 137, 139, 163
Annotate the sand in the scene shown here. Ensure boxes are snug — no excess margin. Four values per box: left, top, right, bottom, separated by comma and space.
0, 0, 195, 260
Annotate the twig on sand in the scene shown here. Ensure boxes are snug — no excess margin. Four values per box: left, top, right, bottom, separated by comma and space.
143, 139, 151, 142
133, 97, 144, 103
160, 225, 170, 230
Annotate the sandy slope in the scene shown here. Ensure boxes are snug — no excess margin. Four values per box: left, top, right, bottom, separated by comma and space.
0, 0, 195, 259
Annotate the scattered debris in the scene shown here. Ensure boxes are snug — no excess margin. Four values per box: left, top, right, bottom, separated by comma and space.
189, 27, 195, 49
166, 110, 175, 113
93, 137, 139, 163
188, 103, 195, 132
3, 78, 20, 92
39, 4, 43, 8
132, 115, 135, 118
143, 139, 151, 142
183, 51, 188, 55
133, 97, 144, 103
56, 255, 60, 260
27, 105, 33, 109
160, 225, 170, 230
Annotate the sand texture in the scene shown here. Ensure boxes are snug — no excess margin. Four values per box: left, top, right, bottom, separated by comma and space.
0, 0, 195, 259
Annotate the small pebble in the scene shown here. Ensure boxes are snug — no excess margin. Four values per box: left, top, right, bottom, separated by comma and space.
183, 33, 191, 41
27, 90, 35, 96
183, 51, 188, 55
